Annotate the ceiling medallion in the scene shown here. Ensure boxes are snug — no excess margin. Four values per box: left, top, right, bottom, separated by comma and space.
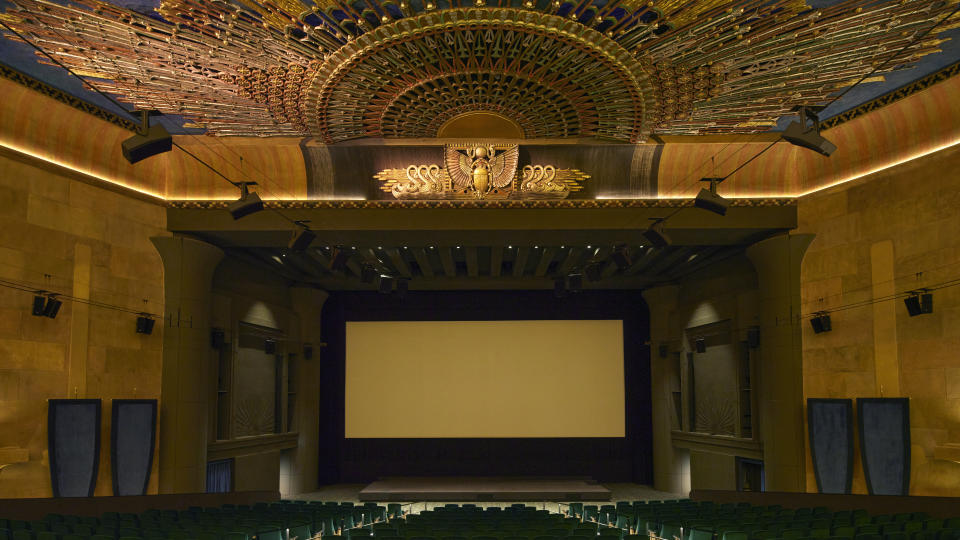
1, 0, 957, 139
375, 143, 590, 200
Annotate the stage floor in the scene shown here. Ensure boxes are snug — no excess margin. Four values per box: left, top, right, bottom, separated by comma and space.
357, 477, 612, 502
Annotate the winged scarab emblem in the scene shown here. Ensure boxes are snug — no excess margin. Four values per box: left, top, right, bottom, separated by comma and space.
445, 145, 519, 199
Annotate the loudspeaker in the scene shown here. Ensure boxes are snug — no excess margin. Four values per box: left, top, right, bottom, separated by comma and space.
32, 295, 46, 316
121, 123, 172, 164
211, 328, 225, 349
694, 338, 706, 353
378, 275, 394, 294
810, 314, 832, 334
904, 293, 933, 316
642, 222, 670, 248
568, 273, 583, 292
135, 316, 154, 335
43, 297, 62, 319
747, 326, 760, 348
264, 339, 276, 355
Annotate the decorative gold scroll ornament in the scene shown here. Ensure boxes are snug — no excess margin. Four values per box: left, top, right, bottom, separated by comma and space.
375, 144, 589, 200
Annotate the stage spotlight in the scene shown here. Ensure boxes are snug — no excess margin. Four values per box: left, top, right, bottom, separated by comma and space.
904, 292, 933, 317
610, 246, 631, 270
32, 295, 46, 316
642, 219, 670, 248
228, 182, 264, 220
568, 273, 583, 292
122, 110, 172, 164
42, 296, 62, 319
329, 247, 351, 272
135, 314, 155, 335
378, 275, 395, 294
396, 278, 409, 298
584, 263, 603, 282
781, 106, 836, 157
694, 338, 706, 353
694, 177, 730, 216
288, 226, 316, 252
553, 277, 566, 298
360, 265, 377, 284
810, 313, 832, 334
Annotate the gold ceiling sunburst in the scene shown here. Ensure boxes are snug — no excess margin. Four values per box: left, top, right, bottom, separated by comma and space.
1, 0, 957, 141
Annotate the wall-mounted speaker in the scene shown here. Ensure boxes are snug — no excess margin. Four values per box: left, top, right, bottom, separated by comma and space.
694, 338, 706, 353
264, 339, 276, 355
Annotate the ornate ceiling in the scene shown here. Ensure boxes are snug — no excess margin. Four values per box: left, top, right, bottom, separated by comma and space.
1, 0, 958, 142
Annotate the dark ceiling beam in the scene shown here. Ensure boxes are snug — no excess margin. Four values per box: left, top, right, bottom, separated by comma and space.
167, 205, 797, 247
513, 247, 530, 278
533, 247, 556, 277
490, 247, 503, 278
465, 247, 479, 277
439, 247, 457, 277
412, 248, 435, 278
385, 248, 412, 278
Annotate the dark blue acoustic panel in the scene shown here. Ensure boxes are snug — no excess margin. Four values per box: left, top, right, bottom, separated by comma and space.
807, 398, 854, 494
111, 399, 157, 496
858, 398, 910, 495
48, 399, 101, 497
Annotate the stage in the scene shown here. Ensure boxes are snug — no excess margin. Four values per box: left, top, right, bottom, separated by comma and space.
358, 477, 611, 502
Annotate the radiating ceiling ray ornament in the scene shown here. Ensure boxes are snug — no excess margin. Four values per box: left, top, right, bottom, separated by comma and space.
375, 144, 590, 200
1, 0, 957, 139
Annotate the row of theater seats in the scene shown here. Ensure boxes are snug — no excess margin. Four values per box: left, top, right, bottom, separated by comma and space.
2, 499, 959, 540
0, 500, 387, 540
566, 499, 960, 540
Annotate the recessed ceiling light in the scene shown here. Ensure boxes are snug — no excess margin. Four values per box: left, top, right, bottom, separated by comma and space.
587, 245, 591, 249
507, 245, 512, 249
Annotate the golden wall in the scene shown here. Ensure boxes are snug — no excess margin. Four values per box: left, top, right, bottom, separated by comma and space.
0, 150, 168, 497
796, 142, 960, 496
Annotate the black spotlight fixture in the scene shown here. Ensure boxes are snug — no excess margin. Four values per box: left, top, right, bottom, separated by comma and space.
610, 245, 631, 271
781, 106, 837, 157
396, 278, 409, 299
584, 262, 603, 282
642, 218, 670, 248
227, 182, 264, 220
122, 110, 172, 164
135, 314, 155, 335
360, 264, 377, 284
32, 294, 47, 316
329, 247, 351, 272
810, 312, 832, 334
288, 221, 316, 252
42, 295, 62, 319
904, 291, 933, 317
694, 177, 730, 216
694, 338, 706, 353
378, 275, 395, 294
553, 277, 567, 298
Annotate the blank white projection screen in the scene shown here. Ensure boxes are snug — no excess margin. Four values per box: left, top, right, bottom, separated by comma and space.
345, 320, 625, 438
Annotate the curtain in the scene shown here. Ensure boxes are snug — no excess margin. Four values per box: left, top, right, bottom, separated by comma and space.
206, 459, 233, 493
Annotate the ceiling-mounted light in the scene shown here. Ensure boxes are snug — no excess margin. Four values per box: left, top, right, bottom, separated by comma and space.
782, 106, 837, 157
642, 218, 670, 248
122, 110, 172, 164
288, 220, 316, 252
227, 182, 264, 220
694, 177, 730, 216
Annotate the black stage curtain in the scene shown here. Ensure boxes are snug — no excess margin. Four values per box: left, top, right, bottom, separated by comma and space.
319, 289, 651, 484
